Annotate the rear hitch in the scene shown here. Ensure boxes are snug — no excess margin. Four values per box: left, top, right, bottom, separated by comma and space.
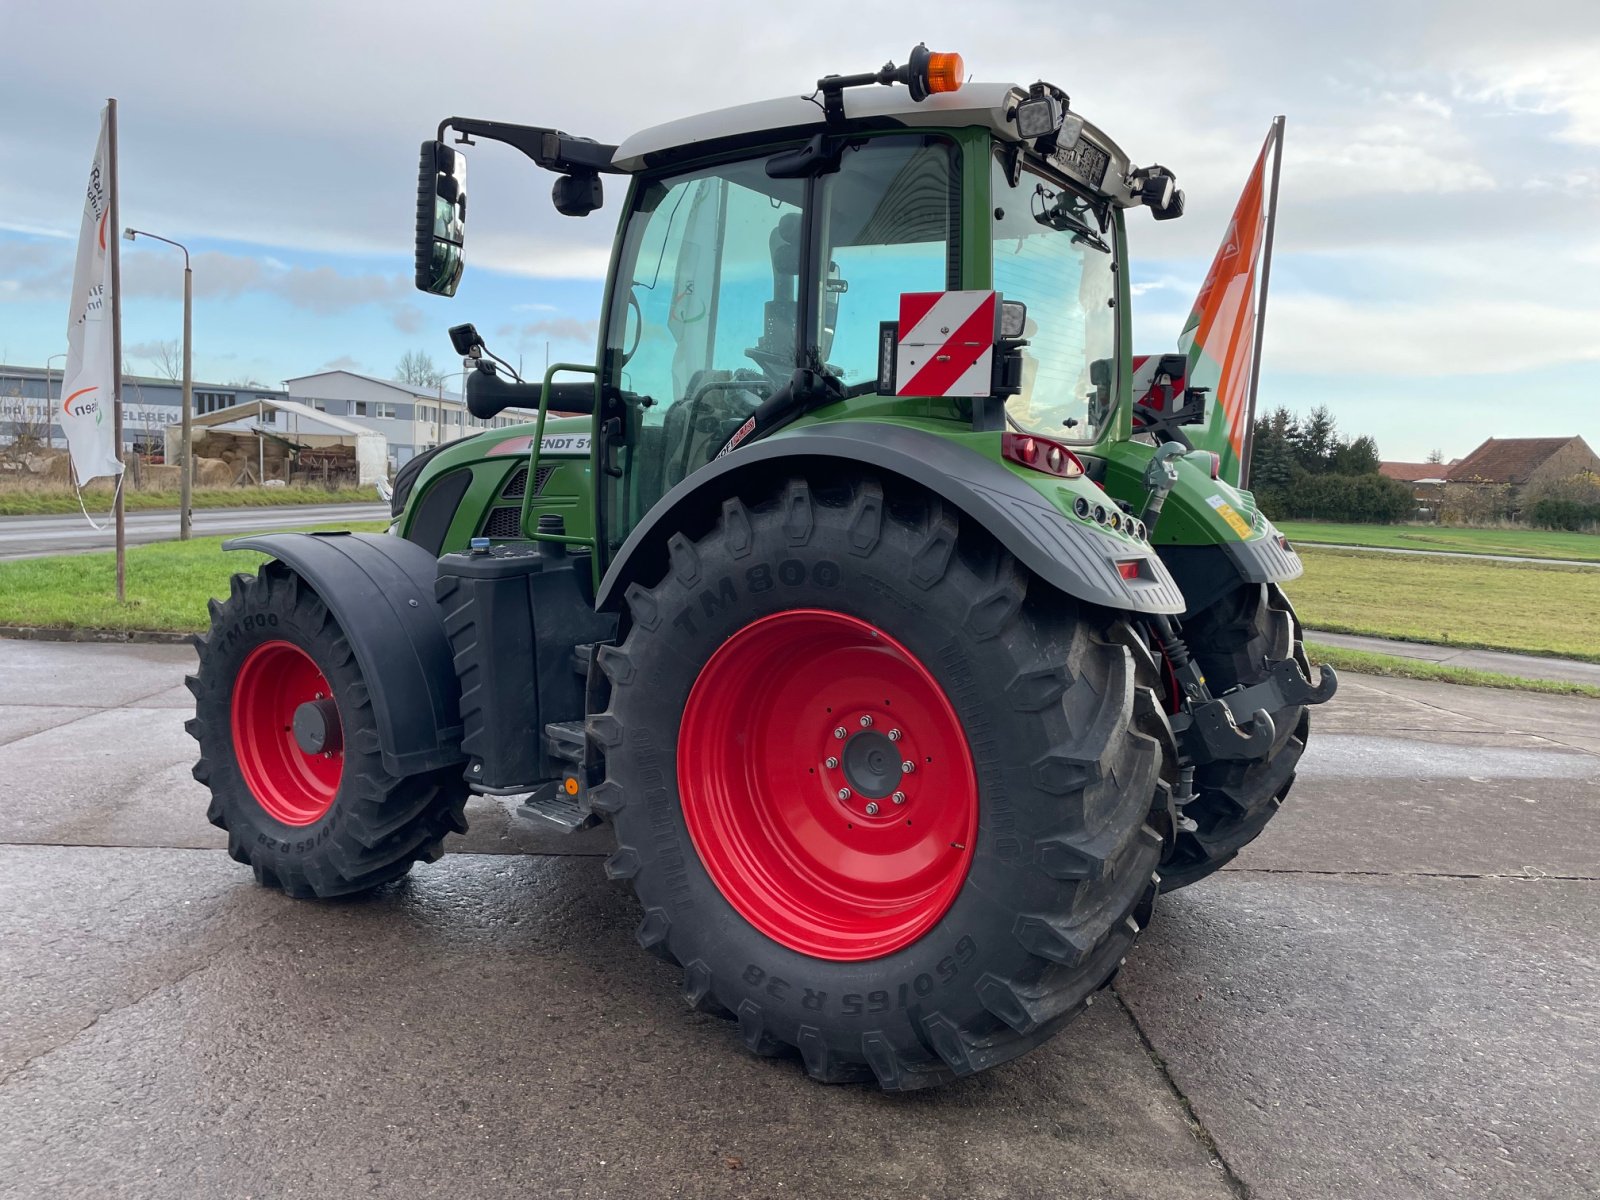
1183, 698, 1276, 763
1218, 657, 1339, 727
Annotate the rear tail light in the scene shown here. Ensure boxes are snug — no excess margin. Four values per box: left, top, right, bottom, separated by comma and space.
1002, 433, 1085, 479
1115, 560, 1142, 580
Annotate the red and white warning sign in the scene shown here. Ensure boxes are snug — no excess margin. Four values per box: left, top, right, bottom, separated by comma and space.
894, 290, 998, 397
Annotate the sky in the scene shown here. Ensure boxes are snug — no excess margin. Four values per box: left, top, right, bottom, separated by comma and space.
2, 0, 1598, 462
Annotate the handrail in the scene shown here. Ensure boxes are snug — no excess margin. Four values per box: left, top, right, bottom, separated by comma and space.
521, 362, 600, 547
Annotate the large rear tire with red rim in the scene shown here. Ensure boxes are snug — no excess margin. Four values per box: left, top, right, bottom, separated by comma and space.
592, 475, 1173, 1089
186, 562, 469, 898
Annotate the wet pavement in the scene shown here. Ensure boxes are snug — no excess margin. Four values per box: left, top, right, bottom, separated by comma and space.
0, 639, 1596, 1199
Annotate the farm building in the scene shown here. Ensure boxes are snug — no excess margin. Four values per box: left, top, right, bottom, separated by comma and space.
169, 398, 388, 487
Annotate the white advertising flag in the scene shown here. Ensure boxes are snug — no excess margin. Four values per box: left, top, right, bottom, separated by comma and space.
60, 106, 124, 484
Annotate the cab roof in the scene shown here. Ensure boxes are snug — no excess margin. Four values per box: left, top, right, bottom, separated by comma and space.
611, 82, 1135, 205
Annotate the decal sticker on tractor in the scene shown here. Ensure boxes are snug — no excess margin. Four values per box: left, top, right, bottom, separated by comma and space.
1206, 494, 1255, 538
893, 290, 998, 397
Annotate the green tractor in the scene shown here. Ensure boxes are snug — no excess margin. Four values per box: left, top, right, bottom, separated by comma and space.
188, 47, 1335, 1089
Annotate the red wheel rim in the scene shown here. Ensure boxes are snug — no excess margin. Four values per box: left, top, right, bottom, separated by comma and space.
230, 640, 343, 826
678, 609, 978, 961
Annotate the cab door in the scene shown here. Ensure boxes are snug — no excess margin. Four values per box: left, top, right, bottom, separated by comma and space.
597, 157, 806, 562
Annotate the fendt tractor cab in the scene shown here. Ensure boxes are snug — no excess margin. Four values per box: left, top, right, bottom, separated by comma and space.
189, 48, 1335, 1090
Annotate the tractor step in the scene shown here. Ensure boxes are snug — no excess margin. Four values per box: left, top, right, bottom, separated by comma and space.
514, 779, 600, 833
543, 720, 587, 767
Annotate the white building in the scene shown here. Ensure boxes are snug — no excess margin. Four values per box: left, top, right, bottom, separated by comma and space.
284, 370, 533, 468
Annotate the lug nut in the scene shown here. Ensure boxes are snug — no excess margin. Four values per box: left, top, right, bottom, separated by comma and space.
865, 802, 879, 815
887, 728, 902, 742
837, 787, 851, 800
825, 756, 839, 769
859, 714, 873, 727
892, 791, 906, 805
834, 726, 847, 739
901, 760, 916, 774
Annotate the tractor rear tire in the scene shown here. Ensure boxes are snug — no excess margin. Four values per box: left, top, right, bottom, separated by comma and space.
1159, 582, 1309, 891
591, 475, 1172, 1089
186, 561, 469, 898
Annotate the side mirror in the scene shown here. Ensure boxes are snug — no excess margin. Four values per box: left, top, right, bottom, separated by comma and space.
415, 140, 468, 295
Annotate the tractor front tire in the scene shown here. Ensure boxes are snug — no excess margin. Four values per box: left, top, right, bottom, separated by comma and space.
1160, 582, 1309, 891
186, 561, 469, 898
593, 476, 1171, 1089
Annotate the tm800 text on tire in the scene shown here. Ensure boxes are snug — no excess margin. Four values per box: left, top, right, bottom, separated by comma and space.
590, 474, 1174, 1089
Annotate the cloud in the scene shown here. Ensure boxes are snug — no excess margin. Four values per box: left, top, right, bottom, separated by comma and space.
496, 317, 597, 345
1267, 291, 1600, 377
321, 354, 364, 372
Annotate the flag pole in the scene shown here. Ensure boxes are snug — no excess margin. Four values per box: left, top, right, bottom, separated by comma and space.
1240, 114, 1284, 490
107, 97, 126, 602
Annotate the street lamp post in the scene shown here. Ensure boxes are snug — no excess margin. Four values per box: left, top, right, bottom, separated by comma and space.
122, 228, 193, 540
45, 353, 66, 449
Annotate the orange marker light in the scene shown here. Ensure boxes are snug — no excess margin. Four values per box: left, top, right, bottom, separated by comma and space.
564, 776, 580, 796
925, 51, 964, 93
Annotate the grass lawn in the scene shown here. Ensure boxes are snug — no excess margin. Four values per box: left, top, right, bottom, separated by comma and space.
5, 531, 1597, 689
0, 486, 379, 517
0, 523, 385, 633
1277, 519, 1600, 563
1293, 548, 1600, 663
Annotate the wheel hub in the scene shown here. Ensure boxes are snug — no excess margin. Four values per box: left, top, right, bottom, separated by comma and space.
292, 697, 343, 756
841, 728, 901, 798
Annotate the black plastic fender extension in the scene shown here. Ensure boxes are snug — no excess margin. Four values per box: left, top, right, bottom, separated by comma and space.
595, 421, 1188, 615
222, 532, 465, 777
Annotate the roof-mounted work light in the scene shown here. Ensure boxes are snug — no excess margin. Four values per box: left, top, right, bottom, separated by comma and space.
814, 44, 964, 122
1013, 82, 1084, 153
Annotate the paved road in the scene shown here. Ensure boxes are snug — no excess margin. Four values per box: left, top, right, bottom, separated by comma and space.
0, 641, 1596, 1199
1308, 629, 1600, 687
1298, 540, 1600, 568
0, 503, 389, 560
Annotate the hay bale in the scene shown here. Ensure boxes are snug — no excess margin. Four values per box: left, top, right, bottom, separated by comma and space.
194, 457, 233, 487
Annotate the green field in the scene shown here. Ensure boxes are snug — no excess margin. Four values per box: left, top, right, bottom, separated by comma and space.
0, 523, 385, 633
1277, 520, 1600, 562
1293, 548, 1600, 663
0, 486, 378, 517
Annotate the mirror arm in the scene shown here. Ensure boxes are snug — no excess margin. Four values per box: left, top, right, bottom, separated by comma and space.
438, 117, 624, 176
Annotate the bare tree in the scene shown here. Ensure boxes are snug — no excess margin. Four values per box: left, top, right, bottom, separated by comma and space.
395, 349, 447, 388
143, 338, 183, 381
1426, 447, 1445, 465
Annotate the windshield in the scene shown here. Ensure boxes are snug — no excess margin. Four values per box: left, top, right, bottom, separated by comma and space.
991, 154, 1118, 443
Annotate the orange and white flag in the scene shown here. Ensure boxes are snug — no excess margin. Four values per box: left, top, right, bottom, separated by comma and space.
1178, 125, 1277, 471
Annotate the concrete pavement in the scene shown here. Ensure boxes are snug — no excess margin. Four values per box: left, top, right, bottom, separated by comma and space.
0, 502, 389, 559
0, 639, 1596, 1199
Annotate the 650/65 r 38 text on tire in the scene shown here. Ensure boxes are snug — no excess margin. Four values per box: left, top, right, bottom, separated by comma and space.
186, 561, 469, 898
591, 475, 1174, 1089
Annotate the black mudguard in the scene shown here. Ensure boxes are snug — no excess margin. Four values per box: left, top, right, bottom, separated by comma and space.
223, 531, 464, 777
596, 421, 1187, 615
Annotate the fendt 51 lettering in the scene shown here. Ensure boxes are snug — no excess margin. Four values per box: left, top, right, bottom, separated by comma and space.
188, 47, 1336, 1089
